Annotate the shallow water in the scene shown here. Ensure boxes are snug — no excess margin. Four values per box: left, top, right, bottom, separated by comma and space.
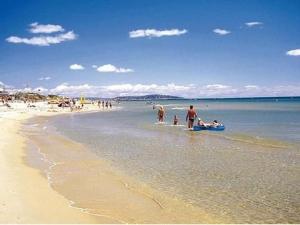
49, 99, 300, 223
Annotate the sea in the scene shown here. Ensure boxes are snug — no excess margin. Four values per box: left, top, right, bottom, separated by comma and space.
46, 97, 300, 223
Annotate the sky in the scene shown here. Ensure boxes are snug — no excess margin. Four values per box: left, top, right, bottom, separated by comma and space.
0, 0, 299, 97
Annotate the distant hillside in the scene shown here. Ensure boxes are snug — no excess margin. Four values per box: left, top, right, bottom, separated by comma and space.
114, 94, 183, 101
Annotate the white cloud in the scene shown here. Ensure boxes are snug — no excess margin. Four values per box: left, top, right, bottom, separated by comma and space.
48, 83, 300, 98
48, 83, 192, 97
0, 81, 14, 90
245, 21, 263, 27
0, 81, 6, 90
29, 22, 65, 33
50, 83, 94, 96
6, 31, 77, 46
129, 29, 187, 38
205, 84, 230, 89
286, 49, 300, 56
201, 84, 237, 96
92, 65, 98, 69
213, 28, 231, 35
70, 64, 85, 70
38, 76, 51, 81
3, 81, 300, 98
244, 85, 259, 90
96, 64, 133, 73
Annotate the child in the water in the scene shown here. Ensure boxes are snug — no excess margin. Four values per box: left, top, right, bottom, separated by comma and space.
173, 115, 179, 125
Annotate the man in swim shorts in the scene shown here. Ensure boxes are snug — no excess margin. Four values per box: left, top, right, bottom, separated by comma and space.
186, 105, 198, 128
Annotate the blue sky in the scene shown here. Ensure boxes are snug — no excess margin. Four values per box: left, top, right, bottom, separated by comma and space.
0, 0, 299, 97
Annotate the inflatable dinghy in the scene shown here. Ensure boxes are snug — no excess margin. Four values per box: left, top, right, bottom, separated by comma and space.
193, 125, 225, 131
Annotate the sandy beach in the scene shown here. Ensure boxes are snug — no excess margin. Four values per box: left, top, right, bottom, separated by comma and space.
0, 103, 120, 223
2, 0, 299, 223
0, 102, 221, 223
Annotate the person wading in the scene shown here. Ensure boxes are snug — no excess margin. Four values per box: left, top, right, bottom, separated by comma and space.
157, 106, 165, 122
186, 105, 198, 128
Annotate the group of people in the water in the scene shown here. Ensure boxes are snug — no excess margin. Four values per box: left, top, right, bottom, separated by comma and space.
156, 104, 221, 128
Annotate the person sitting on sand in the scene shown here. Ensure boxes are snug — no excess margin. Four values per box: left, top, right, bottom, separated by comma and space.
186, 105, 198, 128
173, 115, 179, 125
157, 106, 165, 122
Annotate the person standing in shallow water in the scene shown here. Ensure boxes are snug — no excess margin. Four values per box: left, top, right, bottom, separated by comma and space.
173, 115, 179, 125
157, 106, 165, 122
186, 105, 198, 128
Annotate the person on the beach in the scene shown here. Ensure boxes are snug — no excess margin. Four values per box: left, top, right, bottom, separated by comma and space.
157, 106, 165, 122
105, 101, 108, 108
173, 115, 179, 125
97, 100, 101, 108
102, 101, 105, 108
109, 102, 112, 108
186, 105, 198, 128
211, 120, 221, 127
197, 118, 206, 126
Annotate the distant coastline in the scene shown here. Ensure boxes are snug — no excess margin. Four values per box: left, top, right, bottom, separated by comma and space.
109, 95, 300, 102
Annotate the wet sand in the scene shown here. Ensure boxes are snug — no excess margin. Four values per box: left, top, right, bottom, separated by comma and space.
0, 102, 123, 223
23, 115, 224, 223
0, 113, 106, 223
0, 105, 222, 223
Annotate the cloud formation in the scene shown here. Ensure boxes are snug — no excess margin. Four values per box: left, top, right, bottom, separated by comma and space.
96, 64, 133, 73
4, 81, 300, 98
0, 81, 13, 89
213, 28, 231, 35
6, 22, 77, 46
38, 83, 300, 98
6, 31, 76, 46
286, 49, 300, 56
29, 22, 65, 33
70, 64, 85, 70
245, 21, 263, 27
38, 76, 51, 81
129, 29, 187, 38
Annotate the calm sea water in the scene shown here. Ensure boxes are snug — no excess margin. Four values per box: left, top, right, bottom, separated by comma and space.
49, 98, 300, 223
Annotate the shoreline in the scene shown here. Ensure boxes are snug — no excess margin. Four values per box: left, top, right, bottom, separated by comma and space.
0, 104, 123, 223
22, 113, 223, 223
0, 104, 221, 223
2, 100, 298, 223
0, 112, 106, 223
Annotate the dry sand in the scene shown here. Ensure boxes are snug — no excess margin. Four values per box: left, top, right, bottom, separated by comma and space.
0, 103, 118, 223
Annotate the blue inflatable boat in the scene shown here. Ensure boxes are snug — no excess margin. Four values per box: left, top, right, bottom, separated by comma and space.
193, 125, 225, 131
